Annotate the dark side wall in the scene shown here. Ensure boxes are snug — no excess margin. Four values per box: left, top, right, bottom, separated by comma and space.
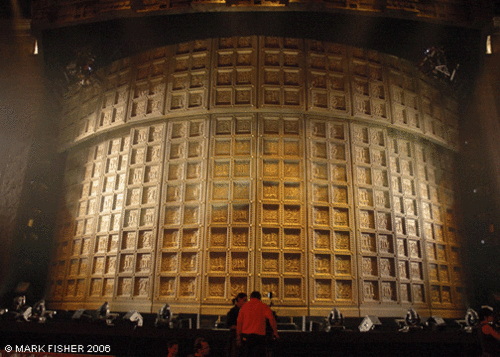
0, 15, 62, 306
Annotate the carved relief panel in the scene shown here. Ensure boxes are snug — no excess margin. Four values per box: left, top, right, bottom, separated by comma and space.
156, 118, 208, 303
75, 85, 101, 141
307, 117, 355, 306
59, 84, 100, 147
98, 58, 132, 132
259, 37, 305, 109
128, 47, 169, 121
115, 124, 165, 301
349, 48, 389, 122
212, 37, 257, 108
204, 114, 256, 302
89, 135, 131, 300
419, 79, 447, 145
388, 136, 425, 305
257, 114, 306, 305
351, 124, 397, 304
51, 38, 467, 315
415, 143, 464, 307
60, 39, 461, 153
167, 40, 211, 112
388, 56, 422, 135
49, 151, 90, 300
53, 137, 125, 301
307, 41, 350, 115
66, 144, 106, 300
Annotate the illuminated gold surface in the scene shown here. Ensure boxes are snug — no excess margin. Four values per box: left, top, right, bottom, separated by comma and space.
48, 37, 464, 317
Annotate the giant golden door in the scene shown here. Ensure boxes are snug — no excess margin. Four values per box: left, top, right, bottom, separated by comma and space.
48, 37, 465, 318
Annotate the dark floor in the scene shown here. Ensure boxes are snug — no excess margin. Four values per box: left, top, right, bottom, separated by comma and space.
0, 313, 483, 357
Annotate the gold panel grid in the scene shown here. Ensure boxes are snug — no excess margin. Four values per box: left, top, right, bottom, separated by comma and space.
308, 118, 355, 305
415, 141, 464, 307
95, 59, 133, 134
156, 118, 208, 303
128, 54, 168, 121
212, 36, 258, 107
349, 48, 389, 123
256, 114, 306, 305
351, 124, 398, 305
307, 42, 350, 115
115, 125, 165, 301
388, 60, 423, 135
167, 40, 211, 112
50, 39, 466, 315
259, 37, 305, 109
204, 114, 256, 303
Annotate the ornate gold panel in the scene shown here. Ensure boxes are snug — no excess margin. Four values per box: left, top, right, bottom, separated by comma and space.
49, 38, 466, 316
203, 114, 256, 303
156, 117, 208, 303
256, 114, 306, 306
308, 117, 354, 306
212, 37, 257, 108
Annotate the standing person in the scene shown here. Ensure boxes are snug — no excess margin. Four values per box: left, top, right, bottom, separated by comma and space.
478, 306, 500, 357
187, 337, 210, 357
167, 340, 179, 357
226, 293, 248, 357
236, 291, 279, 357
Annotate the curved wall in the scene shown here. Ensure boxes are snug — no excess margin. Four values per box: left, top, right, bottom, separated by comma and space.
48, 37, 465, 317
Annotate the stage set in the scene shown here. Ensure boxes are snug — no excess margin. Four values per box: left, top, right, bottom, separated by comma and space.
0, 306, 484, 357
1, 0, 500, 356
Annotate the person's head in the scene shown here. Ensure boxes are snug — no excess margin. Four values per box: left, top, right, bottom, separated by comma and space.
167, 340, 179, 357
250, 291, 262, 300
193, 337, 210, 357
480, 306, 495, 322
233, 292, 247, 307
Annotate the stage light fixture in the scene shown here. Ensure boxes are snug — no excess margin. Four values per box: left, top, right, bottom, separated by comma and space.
96, 302, 119, 326
425, 316, 446, 331
397, 308, 422, 332
10, 295, 32, 322
19, 306, 32, 321
359, 315, 382, 332
31, 299, 56, 323
325, 307, 345, 332
155, 303, 173, 328
123, 310, 143, 327
465, 309, 479, 328
214, 315, 228, 329
72, 308, 90, 320
455, 308, 479, 332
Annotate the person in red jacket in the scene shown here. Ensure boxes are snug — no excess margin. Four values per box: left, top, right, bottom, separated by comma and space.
236, 291, 279, 357
478, 306, 500, 357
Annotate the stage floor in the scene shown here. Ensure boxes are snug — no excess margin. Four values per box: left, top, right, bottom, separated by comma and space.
0, 315, 482, 357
